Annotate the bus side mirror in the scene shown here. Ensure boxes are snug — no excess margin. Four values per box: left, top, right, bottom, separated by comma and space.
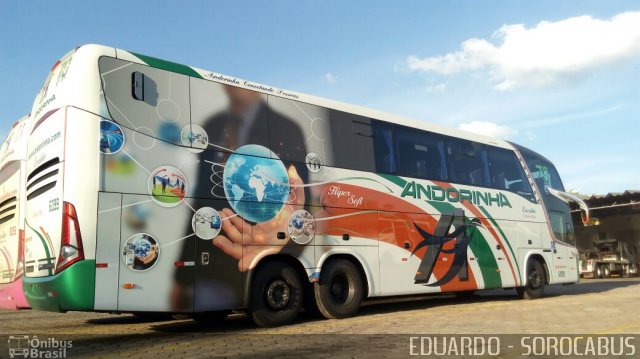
548, 188, 590, 226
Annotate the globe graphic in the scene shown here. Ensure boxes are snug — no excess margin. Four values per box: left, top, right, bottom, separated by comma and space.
131, 238, 151, 258
223, 144, 290, 223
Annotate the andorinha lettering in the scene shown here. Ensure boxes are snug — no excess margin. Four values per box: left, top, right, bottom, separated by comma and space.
206, 72, 241, 85
401, 181, 512, 208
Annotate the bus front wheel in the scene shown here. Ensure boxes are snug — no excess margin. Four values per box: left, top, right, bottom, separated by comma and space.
314, 259, 364, 319
516, 259, 546, 299
248, 261, 303, 327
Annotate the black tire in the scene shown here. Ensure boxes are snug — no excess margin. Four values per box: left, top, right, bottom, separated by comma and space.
248, 261, 303, 327
603, 266, 611, 278
516, 259, 546, 299
302, 281, 322, 318
192, 310, 230, 326
594, 266, 600, 279
314, 259, 364, 319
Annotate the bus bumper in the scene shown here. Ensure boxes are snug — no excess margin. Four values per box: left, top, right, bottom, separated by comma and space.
0, 278, 30, 310
23, 260, 95, 312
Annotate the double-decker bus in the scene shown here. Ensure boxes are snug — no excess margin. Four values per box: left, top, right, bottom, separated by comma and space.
0, 115, 31, 310
22, 45, 588, 327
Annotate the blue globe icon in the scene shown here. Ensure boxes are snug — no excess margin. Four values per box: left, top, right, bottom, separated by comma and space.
223, 144, 290, 223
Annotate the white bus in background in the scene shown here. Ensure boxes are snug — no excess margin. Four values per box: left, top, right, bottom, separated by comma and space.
0, 115, 31, 310
22, 45, 589, 326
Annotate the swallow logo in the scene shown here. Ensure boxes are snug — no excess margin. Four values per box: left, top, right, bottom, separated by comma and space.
412, 209, 483, 286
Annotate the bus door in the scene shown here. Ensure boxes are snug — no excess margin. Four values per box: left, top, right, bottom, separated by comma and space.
116, 194, 194, 312
94, 192, 122, 311
192, 199, 242, 312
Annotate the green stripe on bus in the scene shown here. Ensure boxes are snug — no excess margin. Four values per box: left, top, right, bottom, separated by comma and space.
24, 220, 54, 276
131, 52, 204, 79
377, 173, 406, 191
478, 206, 521, 283
428, 201, 502, 289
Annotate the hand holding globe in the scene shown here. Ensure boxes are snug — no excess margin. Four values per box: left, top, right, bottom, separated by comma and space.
214, 165, 305, 272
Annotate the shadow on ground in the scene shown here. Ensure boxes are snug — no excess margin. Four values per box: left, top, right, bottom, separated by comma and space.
84, 278, 640, 333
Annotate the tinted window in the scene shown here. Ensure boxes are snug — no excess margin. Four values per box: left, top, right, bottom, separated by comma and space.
487, 147, 533, 197
373, 122, 396, 174
529, 161, 565, 193
445, 138, 490, 186
396, 126, 446, 180
330, 111, 395, 173
549, 210, 576, 245
516, 144, 575, 244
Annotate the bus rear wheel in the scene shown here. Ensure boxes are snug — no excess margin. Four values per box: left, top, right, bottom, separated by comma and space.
248, 261, 302, 327
314, 259, 364, 319
517, 259, 546, 299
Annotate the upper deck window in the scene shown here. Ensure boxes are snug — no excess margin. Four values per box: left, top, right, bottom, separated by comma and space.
445, 138, 490, 187
395, 125, 446, 180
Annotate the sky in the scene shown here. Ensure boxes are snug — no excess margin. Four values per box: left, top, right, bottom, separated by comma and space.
1, 0, 638, 195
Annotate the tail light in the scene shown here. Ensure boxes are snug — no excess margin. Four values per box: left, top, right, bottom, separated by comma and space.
15, 229, 25, 279
56, 201, 84, 273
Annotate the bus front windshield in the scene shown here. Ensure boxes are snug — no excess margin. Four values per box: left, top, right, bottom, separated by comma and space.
515, 145, 576, 246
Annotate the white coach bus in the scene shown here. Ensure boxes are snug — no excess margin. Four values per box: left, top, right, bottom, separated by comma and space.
0, 115, 31, 309
22, 45, 588, 326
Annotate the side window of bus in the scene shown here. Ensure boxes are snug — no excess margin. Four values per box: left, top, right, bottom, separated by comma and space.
330, 111, 395, 173
487, 147, 533, 195
549, 210, 576, 245
445, 139, 490, 187
99, 57, 190, 146
395, 126, 446, 180
190, 78, 270, 151
267, 96, 334, 167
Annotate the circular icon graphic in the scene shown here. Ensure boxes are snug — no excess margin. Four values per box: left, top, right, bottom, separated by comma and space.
148, 166, 188, 207
223, 144, 290, 223
122, 233, 159, 271
100, 120, 125, 154
305, 152, 322, 173
156, 99, 181, 122
132, 126, 156, 150
288, 210, 315, 245
192, 207, 223, 240
181, 124, 209, 153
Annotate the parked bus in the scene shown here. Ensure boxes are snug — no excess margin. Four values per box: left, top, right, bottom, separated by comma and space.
0, 115, 31, 310
22, 45, 588, 326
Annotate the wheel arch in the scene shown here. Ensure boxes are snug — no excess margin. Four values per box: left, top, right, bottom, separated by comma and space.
523, 253, 550, 285
316, 250, 373, 298
242, 253, 310, 308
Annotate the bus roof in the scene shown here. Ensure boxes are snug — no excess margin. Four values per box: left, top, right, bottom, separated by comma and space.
33, 44, 514, 150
